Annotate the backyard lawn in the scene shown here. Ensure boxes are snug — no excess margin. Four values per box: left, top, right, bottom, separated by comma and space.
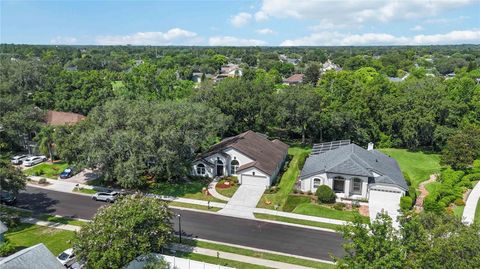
5, 223, 75, 255
292, 203, 369, 222
379, 148, 441, 188
257, 147, 310, 209
151, 180, 223, 202
24, 161, 69, 179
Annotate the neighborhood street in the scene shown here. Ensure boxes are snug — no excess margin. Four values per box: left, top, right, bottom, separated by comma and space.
17, 186, 345, 261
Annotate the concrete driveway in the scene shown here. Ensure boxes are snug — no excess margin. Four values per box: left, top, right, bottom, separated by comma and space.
369, 189, 402, 228
219, 184, 265, 218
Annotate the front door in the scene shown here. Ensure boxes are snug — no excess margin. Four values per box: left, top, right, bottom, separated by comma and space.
216, 160, 224, 176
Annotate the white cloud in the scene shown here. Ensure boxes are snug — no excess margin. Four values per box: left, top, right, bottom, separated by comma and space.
280, 30, 480, 46
95, 28, 200, 45
50, 36, 78, 45
208, 36, 267, 46
254, 11, 268, 21
411, 25, 424, 31
256, 28, 275, 35
230, 12, 252, 27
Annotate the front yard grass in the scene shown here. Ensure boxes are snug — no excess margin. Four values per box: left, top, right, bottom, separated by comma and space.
254, 213, 341, 231
5, 223, 75, 255
37, 214, 88, 227
292, 203, 369, 223
379, 148, 441, 188
215, 185, 239, 198
151, 180, 223, 202
24, 161, 69, 179
257, 147, 310, 210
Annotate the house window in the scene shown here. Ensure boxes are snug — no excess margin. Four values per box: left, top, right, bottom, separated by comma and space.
230, 160, 239, 174
352, 178, 362, 194
333, 176, 345, 193
313, 178, 322, 188
196, 164, 206, 175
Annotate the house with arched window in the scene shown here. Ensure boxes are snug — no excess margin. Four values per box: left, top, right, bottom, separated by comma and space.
192, 131, 288, 188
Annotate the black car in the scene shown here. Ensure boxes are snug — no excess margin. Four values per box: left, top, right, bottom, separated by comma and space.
0, 191, 17, 205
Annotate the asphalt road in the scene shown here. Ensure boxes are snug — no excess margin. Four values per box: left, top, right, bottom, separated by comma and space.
17, 186, 344, 261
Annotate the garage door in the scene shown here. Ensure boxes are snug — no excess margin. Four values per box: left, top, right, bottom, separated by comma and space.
241, 174, 269, 188
368, 188, 402, 228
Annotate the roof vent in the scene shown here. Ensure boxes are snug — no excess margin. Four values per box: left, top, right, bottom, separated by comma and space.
367, 142, 374, 151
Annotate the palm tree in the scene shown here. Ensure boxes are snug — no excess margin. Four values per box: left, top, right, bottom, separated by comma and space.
35, 125, 55, 162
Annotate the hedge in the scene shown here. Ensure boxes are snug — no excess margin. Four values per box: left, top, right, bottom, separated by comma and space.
400, 196, 413, 211
316, 185, 336, 204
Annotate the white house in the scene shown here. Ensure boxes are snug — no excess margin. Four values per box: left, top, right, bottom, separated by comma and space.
299, 141, 408, 201
321, 59, 342, 74
220, 63, 242, 77
192, 131, 288, 188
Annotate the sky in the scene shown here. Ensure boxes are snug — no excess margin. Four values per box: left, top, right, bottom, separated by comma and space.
1, 0, 479, 46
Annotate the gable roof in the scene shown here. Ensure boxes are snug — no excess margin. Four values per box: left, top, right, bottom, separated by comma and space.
46, 110, 86, 126
0, 243, 64, 269
283, 74, 304, 83
201, 131, 288, 176
300, 143, 407, 190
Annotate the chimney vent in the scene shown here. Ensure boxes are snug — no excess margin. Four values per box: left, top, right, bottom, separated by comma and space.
367, 142, 374, 151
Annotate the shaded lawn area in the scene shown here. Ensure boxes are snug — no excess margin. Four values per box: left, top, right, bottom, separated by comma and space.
5, 223, 75, 255
379, 148, 441, 188
254, 213, 341, 231
215, 185, 239, 198
24, 161, 69, 179
151, 180, 223, 202
0, 205, 32, 217
38, 214, 88, 227
257, 147, 311, 209
292, 203, 369, 223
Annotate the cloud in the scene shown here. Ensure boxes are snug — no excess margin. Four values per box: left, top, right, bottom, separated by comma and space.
256, 28, 275, 35
254, 11, 268, 21
50, 36, 78, 45
95, 28, 200, 45
230, 12, 252, 27
410, 25, 424, 31
208, 36, 267, 46
280, 30, 480, 46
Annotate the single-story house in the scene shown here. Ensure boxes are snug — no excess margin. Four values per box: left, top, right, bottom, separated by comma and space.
46, 110, 86, 126
0, 243, 64, 269
220, 63, 242, 77
192, 130, 288, 188
321, 59, 342, 73
283, 74, 304, 85
299, 141, 408, 201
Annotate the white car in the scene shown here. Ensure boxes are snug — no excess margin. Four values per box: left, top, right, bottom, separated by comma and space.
11, 155, 30, 165
92, 192, 118, 203
23, 156, 47, 167
57, 248, 76, 267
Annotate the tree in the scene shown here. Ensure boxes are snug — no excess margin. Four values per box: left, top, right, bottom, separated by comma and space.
0, 159, 27, 193
303, 64, 320, 86
35, 125, 55, 162
74, 195, 173, 269
441, 125, 480, 170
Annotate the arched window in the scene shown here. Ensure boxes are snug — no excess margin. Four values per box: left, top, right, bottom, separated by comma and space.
313, 178, 322, 188
352, 178, 362, 194
230, 160, 239, 175
333, 176, 345, 193
196, 163, 206, 175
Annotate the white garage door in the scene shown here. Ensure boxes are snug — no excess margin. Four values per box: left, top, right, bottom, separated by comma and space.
241, 174, 269, 188
368, 188, 402, 228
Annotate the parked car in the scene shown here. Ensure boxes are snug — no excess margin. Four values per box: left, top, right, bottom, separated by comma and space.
57, 248, 76, 267
11, 155, 29, 165
92, 191, 118, 203
60, 168, 73, 179
0, 191, 17, 205
23, 156, 47, 167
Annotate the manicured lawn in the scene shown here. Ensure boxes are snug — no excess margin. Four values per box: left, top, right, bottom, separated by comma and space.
254, 213, 341, 231
181, 238, 335, 269
379, 148, 441, 188
475, 200, 480, 225
38, 214, 88, 227
168, 201, 222, 212
73, 187, 97, 195
257, 147, 310, 209
24, 161, 69, 179
292, 203, 369, 222
5, 223, 75, 255
216, 185, 239, 198
151, 180, 223, 202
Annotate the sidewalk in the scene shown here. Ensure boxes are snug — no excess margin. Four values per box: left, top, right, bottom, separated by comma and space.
21, 217, 81, 232
463, 181, 480, 225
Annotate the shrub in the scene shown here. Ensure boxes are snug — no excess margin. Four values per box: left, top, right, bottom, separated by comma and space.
424, 196, 444, 214
0, 213, 20, 228
408, 186, 417, 203
463, 173, 480, 182
400, 196, 413, 211
403, 172, 412, 186
0, 240, 15, 257
439, 168, 465, 186
297, 152, 309, 170
38, 178, 47, 184
316, 185, 336, 204
454, 198, 465, 206
283, 195, 310, 212
333, 203, 346, 211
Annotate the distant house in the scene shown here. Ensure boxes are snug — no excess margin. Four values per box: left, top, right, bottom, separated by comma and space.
192, 130, 288, 188
220, 63, 242, 77
279, 54, 301, 65
283, 74, 304, 85
192, 72, 204, 83
0, 243, 64, 269
45, 110, 86, 126
321, 59, 342, 73
388, 73, 409, 82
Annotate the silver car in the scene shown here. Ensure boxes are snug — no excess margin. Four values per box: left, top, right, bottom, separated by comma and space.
11, 155, 29, 165
57, 248, 76, 267
92, 192, 118, 203
23, 156, 47, 167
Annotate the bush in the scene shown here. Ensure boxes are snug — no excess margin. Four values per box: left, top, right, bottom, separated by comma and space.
403, 172, 412, 186
424, 196, 444, 214
283, 195, 310, 212
38, 178, 47, 184
439, 168, 465, 186
463, 173, 480, 182
0, 240, 15, 257
454, 198, 465, 206
0, 212, 20, 228
333, 203, 346, 211
408, 186, 417, 203
316, 185, 336, 204
400, 196, 413, 211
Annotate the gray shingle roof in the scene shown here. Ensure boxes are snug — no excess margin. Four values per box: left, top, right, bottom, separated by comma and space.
0, 243, 64, 269
300, 143, 407, 190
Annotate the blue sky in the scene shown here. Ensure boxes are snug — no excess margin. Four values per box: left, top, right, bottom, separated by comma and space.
1, 0, 479, 46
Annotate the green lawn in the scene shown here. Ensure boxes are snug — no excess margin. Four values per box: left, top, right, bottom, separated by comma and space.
453, 205, 465, 218
0, 205, 32, 217
24, 161, 69, 179
151, 180, 223, 202
254, 213, 341, 231
257, 147, 310, 209
379, 148, 441, 188
5, 223, 75, 255
168, 201, 222, 212
475, 200, 480, 225
292, 203, 369, 222
38, 214, 88, 227
73, 187, 97, 195
215, 185, 239, 198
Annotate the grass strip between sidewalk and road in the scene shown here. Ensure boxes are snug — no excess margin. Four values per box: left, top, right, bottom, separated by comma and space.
72, 187, 97, 195
254, 213, 341, 231
168, 201, 222, 212
37, 214, 88, 227
180, 238, 335, 269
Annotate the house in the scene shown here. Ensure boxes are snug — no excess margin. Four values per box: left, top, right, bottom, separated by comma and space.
388, 73, 410, 82
45, 110, 86, 126
0, 243, 64, 269
279, 54, 301, 65
283, 74, 304, 85
220, 63, 242, 77
192, 72, 204, 83
0, 221, 7, 244
321, 59, 342, 74
299, 141, 408, 201
192, 131, 288, 188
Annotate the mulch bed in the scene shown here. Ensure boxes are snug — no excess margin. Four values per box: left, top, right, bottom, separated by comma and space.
216, 181, 234, 189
